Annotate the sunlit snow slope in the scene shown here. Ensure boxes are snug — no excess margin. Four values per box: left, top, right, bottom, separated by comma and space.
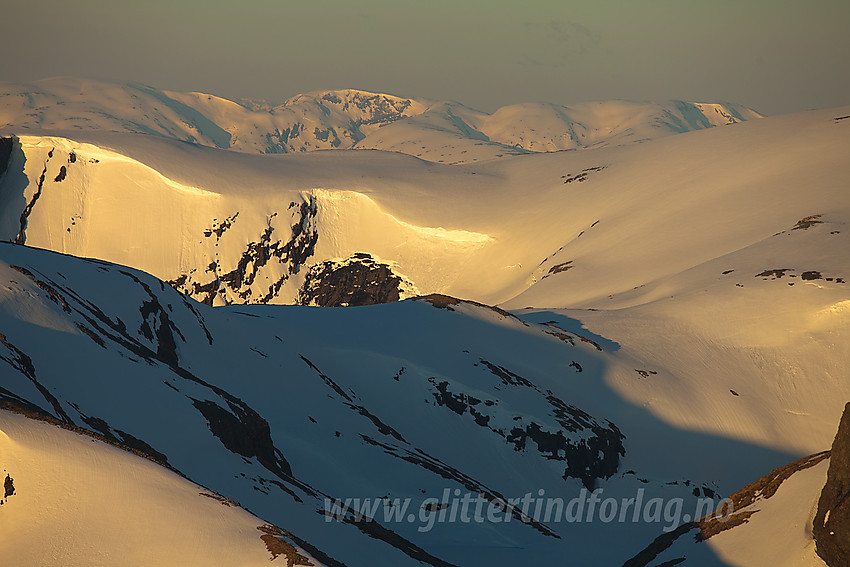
0, 409, 326, 567
0, 106, 845, 312
0, 77, 761, 163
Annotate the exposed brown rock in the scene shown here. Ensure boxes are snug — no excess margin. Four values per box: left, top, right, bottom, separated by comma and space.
792, 214, 823, 230
814, 402, 850, 566
257, 524, 315, 565
621, 450, 830, 567
414, 293, 520, 322
698, 451, 829, 541
298, 253, 404, 307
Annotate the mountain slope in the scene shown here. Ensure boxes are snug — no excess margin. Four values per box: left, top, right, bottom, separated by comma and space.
0, 408, 326, 567
0, 240, 811, 567
0, 105, 844, 312
0, 77, 762, 164
625, 402, 850, 566
1, 108, 847, 462
624, 452, 829, 567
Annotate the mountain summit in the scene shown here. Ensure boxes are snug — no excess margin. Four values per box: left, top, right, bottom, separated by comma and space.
0, 77, 762, 163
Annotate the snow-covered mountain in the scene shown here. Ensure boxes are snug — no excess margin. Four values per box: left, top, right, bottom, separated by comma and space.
0, 78, 848, 565
0, 77, 762, 164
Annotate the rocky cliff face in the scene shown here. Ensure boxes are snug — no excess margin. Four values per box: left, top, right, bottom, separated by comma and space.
0, 137, 13, 178
814, 402, 850, 567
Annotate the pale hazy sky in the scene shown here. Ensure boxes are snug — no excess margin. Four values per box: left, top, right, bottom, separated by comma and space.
3, 0, 848, 115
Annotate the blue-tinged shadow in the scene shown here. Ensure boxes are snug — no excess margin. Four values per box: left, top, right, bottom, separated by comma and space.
517, 309, 621, 351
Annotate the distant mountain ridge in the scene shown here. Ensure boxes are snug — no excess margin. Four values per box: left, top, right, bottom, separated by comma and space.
0, 77, 762, 164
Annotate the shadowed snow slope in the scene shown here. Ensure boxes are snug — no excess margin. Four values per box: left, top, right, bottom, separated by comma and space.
0, 241, 815, 567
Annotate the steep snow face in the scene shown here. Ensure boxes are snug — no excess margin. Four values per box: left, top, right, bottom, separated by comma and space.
0, 78, 761, 164
0, 409, 325, 567
0, 135, 496, 305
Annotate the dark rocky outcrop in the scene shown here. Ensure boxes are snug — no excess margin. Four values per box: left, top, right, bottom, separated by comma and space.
192, 398, 293, 479
4, 474, 14, 498
298, 253, 408, 307
0, 329, 72, 423
426, 370, 625, 490
622, 524, 699, 567
792, 214, 823, 230
429, 379, 493, 427
0, 137, 13, 178
814, 402, 850, 566
300, 355, 407, 443
359, 434, 559, 539
73, 410, 170, 465
478, 359, 536, 388
542, 260, 573, 279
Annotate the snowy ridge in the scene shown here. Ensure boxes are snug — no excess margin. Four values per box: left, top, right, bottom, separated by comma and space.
0, 77, 762, 164
1, 107, 848, 457
0, 242, 666, 565
0, 409, 327, 567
